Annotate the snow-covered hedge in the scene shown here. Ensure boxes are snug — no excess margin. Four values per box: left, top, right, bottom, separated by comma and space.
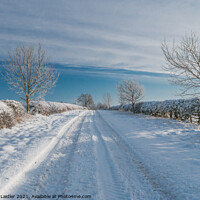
3, 100, 26, 120
110, 97, 200, 123
30, 101, 86, 115
0, 99, 85, 128
0, 100, 26, 128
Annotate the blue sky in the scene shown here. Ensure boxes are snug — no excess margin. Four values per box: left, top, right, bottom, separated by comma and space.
0, 0, 199, 105
0, 64, 179, 105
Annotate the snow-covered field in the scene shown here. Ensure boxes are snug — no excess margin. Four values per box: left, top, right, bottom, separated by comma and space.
0, 110, 200, 199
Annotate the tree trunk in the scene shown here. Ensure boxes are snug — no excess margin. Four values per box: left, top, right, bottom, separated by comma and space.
190, 115, 192, 123
132, 101, 135, 113
198, 112, 200, 124
170, 111, 172, 118
26, 96, 30, 113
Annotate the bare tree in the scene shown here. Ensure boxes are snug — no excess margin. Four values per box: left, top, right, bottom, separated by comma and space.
4, 44, 59, 112
161, 32, 200, 96
117, 79, 144, 113
96, 102, 107, 110
76, 93, 94, 109
102, 93, 112, 109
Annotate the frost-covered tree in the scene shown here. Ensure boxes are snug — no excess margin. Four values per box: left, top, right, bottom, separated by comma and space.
76, 93, 94, 109
3, 44, 59, 112
162, 32, 200, 96
117, 79, 144, 113
102, 93, 112, 109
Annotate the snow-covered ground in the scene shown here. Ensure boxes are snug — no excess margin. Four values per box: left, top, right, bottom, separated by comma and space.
0, 110, 200, 199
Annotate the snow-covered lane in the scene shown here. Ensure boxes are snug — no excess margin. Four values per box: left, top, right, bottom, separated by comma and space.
93, 112, 132, 200
99, 110, 200, 200
94, 111, 168, 200
1, 110, 200, 199
11, 110, 135, 200
0, 110, 85, 195
11, 110, 95, 197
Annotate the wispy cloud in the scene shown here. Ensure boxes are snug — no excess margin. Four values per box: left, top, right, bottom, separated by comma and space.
54, 63, 169, 81
0, 0, 200, 73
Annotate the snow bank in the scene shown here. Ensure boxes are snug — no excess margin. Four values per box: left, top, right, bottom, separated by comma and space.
110, 97, 200, 123
30, 101, 86, 115
0, 100, 26, 128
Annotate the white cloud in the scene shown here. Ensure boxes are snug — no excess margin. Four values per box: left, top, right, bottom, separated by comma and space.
0, 0, 200, 73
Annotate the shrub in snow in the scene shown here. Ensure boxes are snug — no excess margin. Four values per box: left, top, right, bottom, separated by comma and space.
2, 100, 26, 121
30, 101, 51, 115
0, 101, 15, 128
122, 104, 132, 112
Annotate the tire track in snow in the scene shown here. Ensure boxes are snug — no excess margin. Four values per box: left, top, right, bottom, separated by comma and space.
14, 111, 90, 198
0, 110, 87, 195
31, 111, 89, 195
62, 111, 97, 197
96, 111, 177, 200
93, 112, 131, 200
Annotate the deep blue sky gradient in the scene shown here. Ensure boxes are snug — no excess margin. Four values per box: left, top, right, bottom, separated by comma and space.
0, 63, 179, 105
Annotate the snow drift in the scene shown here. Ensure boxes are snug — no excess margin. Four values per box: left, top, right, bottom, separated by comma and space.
110, 97, 200, 123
